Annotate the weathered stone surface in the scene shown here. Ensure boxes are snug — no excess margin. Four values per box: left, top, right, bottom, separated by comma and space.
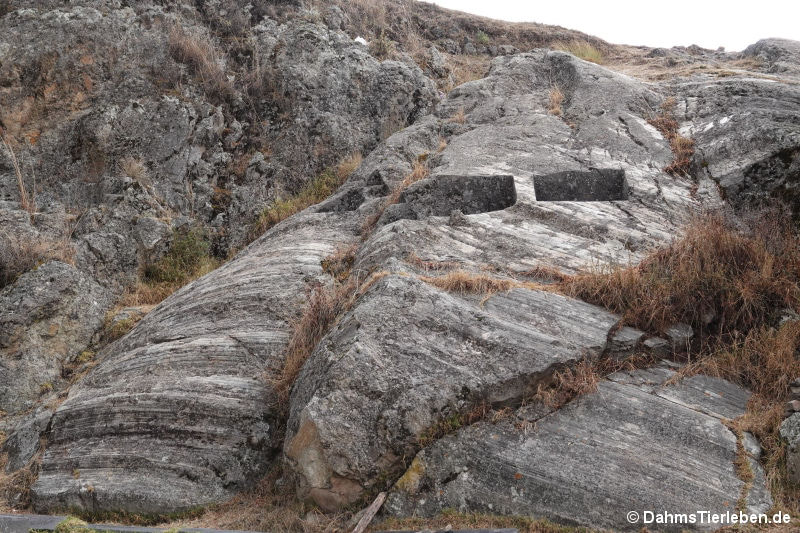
743, 38, 800, 77
284, 276, 627, 510
0, 261, 111, 414
781, 413, 800, 486
381, 174, 517, 223
1, 407, 53, 473
676, 76, 800, 217
385, 368, 770, 531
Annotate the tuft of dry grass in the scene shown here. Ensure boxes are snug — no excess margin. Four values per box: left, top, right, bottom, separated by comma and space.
0, 442, 42, 512
647, 97, 695, 176
320, 244, 358, 282
421, 270, 518, 296
554, 40, 605, 64
448, 107, 466, 124
548, 86, 564, 116
167, 25, 232, 101
533, 358, 600, 410
0, 232, 75, 288
251, 154, 362, 241
272, 271, 388, 408
559, 212, 800, 341
119, 156, 150, 187
1, 132, 35, 216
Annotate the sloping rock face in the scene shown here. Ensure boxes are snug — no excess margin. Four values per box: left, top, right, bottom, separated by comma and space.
285, 280, 626, 510
0, 261, 111, 413
22, 32, 800, 528
675, 75, 800, 217
0, 0, 435, 430
385, 366, 772, 531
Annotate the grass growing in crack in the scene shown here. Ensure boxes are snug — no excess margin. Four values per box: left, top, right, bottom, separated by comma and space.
559, 212, 800, 340
0, 232, 75, 289
250, 154, 362, 240
554, 40, 605, 64
271, 271, 389, 409
360, 159, 429, 236
548, 86, 564, 116
647, 96, 695, 176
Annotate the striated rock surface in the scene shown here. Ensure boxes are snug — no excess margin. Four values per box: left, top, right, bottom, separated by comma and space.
385, 367, 771, 531
1, 0, 796, 522
284, 278, 630, 509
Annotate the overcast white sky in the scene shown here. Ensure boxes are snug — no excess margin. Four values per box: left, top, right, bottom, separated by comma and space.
425, 1, 800, 52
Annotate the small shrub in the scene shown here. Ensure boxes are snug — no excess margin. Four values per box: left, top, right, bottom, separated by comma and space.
0, 233, 75, 288
554, 40, 605, 64
251, 154, 362, 240
369, 30, 395, 59
476, 31, 490, 46
168, 25, 232, 101
143, 227, 215, 285
54, 517, 92, 533
548, 86, 564, 116
39, 382, 53, 395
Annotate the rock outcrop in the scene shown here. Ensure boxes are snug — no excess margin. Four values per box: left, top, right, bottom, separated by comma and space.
2, 0, 799, 527
385, 366, 771, 531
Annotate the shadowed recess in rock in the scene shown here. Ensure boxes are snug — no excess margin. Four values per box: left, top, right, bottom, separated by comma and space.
382, 174, 517, 223
534, 169, 628, 202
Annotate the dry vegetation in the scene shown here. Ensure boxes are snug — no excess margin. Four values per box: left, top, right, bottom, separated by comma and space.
548, 86, 564, 116
420, 269, 542, 297
0, 232, 75, 289
250, 154, 362, 241
1, 132, 35, 216
555, 211, 800, 518
553, 40, 605, 64
167, 25, 232, 101
361, 159, 429, 235
647, 97, 695, 176
559, 212, 799, 340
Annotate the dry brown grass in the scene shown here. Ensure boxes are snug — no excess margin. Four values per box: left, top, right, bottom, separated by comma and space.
167, 25, 232, 101
448, 107, 466, 124
559, 212, 800, 340
533, 358, 601, 410
320, 244, 358, 282
119, 156, 151, 187
272, 271, 389, 408
554, 40, 605, 64
548, 86, 564, 116
1, 132, 35, 216
646, 97, 695, 176
0, 443, 42, 512
421, 270, 521, 296
0, 232, 75, 288
251, 154, 362, 241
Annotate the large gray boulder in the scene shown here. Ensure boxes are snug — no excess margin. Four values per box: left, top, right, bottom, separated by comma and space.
0, 261, 111, 414
676, 76, 800, 217
284, 277, 634, 510
743, 38, 800, 77
385, 367, 771, 531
